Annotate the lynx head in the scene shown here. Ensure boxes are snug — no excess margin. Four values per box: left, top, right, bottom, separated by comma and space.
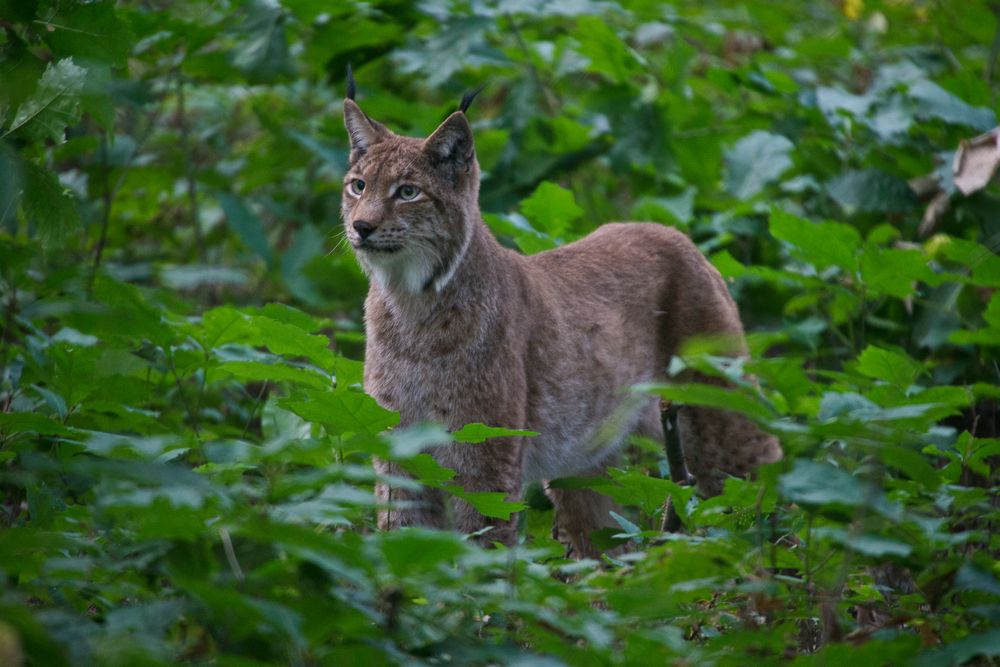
341, 81, 482, 294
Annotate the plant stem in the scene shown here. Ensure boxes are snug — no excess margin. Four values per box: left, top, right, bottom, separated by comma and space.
87, 133, 113, 296
176, 67, 205, 262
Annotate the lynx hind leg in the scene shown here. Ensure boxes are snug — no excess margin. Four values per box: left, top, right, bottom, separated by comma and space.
676, 404, 782, 497
546, 470, 623, 559
373, 458, 447, 531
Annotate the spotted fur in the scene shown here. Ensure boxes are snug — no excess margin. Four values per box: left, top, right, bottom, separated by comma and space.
342, 97, 782, 553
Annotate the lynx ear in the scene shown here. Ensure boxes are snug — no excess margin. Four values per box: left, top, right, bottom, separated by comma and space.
343, 99, 388, 160
423, 111, 475, 172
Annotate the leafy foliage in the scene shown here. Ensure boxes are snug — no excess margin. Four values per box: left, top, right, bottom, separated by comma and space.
1, 1, 999, 665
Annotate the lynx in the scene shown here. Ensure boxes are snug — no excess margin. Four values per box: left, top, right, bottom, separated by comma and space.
341, 82, 782, 556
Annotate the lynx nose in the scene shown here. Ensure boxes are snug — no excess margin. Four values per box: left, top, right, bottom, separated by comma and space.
353, 220, 375, 240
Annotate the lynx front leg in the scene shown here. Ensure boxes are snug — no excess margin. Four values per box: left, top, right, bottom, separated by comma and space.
438, 438, 525, 547
374, 458, 447, 531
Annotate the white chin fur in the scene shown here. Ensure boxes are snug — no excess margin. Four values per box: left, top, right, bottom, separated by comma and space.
362, 246, 436, 294
361, 228, 471, 295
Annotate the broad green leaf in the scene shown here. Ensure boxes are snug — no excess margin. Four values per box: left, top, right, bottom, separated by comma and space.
826, 169, 915, 215
218, 193, 274, 264
637, 382, 775, 422
814, 527, 912, 557
446, 487, 527, 520
575, 16, 640, 84
452, 423, 538, 443
631, 189, 696, 228
0, 412, 74, 437
279, 389, 399, 436
519, 181, 582, 238
779, 459, 865, 507
247, 303, 323, 332
909, 80, 997, 131
200, 307, 335, 370
333, 355, 365, 387
914, 629, 1000, 667
878, 445, 941, 490
770, 208, 860, 273
859, 244, 935, 298
608, 469, 687, 517
252, 317, 335, 371
380, 529, 465, 576
232, 0, 295, 81
213, 360, 330, 389
937, 237, 1000, 287
397, 453, 456, 485
856, 345, 924, 388
6, 59, 86, 143
20, 161, 80, 245
40, 1, 133, 67
609, 510, 642, 536
386, 423, 451, 458
725, 131, 794, 200
84, 276, 174, 346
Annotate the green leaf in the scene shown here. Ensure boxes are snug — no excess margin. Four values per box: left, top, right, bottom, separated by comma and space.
333, 356, 365, 387
938, 237, 1000, 288
279, 389, 399, 436
814, 527, 912, 557
0, 412, 74, 437
826, 169, 915, 215
953, 563, 1000, 596
725, 131, 794, 200
200, 307, 335, 370
909, 80, 997, 131
445, 487, 527, 520
218, 193, 274, 264
398, 453, 456, 485
252, 316, 335, 371
452, 423, 538, 443
575, 16, 640, 84
247, 303, 323, 332
6, 58, 87, 143
213, 360, 330, 389
631, 189, 696, 228
519, 181, 583, 238
380, 529, 465, 576
40, 0, 133, 67
637, 382, 775, 422
20, 161, 80, 245
769, 208, 860, 273
914, 629, 1000, 667
859, 244, 935, 298
385, 423, 451, 458
856, 345, 924, 388
609, 510, 642, 536
232, 0, 295, 81
607, 468, 688, 517
779, 459, 864, 507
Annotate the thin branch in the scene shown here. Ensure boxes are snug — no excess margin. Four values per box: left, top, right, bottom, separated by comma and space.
87, 133, 113, 295
219, 528, 245, 583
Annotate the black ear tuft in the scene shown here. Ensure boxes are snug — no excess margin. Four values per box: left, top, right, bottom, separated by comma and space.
459, 83, 486, 114
346, 63, 356, 101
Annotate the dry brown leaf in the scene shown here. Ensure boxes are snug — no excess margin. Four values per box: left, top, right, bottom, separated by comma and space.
952, 128, 1000, 196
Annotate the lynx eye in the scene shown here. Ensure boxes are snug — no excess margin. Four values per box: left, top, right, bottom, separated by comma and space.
348, 179, 365, 196
397, 184, 421, 201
